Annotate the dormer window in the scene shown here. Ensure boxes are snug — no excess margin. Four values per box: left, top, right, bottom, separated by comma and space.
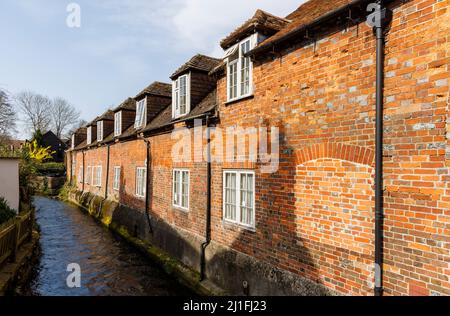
135, 98, 146, 129
172, 73, 190, 119
114, 111, 122, 137
97, 121, 103, 141
226, 34, 256, 102
87, 126, 92, 145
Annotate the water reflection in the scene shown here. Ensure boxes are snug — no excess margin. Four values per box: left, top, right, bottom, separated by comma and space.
29, 196, 193, 296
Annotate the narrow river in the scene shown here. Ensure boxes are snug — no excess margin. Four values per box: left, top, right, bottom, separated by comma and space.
28, 196, 193, 296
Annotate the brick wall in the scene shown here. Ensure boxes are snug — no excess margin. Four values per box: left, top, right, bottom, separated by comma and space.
67, 0, 449, 296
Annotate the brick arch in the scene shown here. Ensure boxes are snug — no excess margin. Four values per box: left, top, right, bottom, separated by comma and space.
294, 143, 375, 167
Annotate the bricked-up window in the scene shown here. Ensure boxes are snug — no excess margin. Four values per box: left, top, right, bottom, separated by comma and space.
172, 73, 191, 119
97, 121, 103, 142
113, 166, 121, 191
93, 166, 102, 187
135, 98, 147, 129
136, 167, 146, 198
78, 167, 83, 183
225, 34, 256, 102
71, 158, 76, 177
223, 170, 255, 228
173, 169, 189, 210
87, 126, 92, 145
114, 111, 122, 137
86, 166, 91, 184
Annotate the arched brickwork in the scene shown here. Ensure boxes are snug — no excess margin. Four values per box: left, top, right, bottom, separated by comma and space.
294, 143, 375, 167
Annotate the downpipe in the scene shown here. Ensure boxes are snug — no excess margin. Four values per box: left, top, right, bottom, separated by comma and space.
105, 145, 110, 199
200, 116, 211, 281
367, 1, 392, 297
139, 135, 154, 235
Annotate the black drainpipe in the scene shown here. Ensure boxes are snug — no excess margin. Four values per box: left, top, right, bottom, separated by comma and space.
367, 1, 392, 297
139, 135, 153, 235
82, 151, 85, 193
105, 144, 110, 199
200, 115, 211, 281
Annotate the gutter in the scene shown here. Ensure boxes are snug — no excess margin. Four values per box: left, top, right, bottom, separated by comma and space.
200, 115, 212, 281
248, 0, 398, 58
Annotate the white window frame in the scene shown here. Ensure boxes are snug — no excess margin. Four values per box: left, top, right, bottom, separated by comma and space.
97, 121, 103, 142
135, 167, 146, 198
86, 166, 91, 184
114, 111, 122, 137
172, 73, 191, 119
87, 126, 92, 145
172, 169, 190, 211
93, 166, 102, 187
222, 170, 255, 229
226, 34, 257, 102
113, 166, 121, 191
135, 98, 147, 129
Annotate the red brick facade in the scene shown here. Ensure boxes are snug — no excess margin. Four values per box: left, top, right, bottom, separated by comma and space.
67, 0, 449, 296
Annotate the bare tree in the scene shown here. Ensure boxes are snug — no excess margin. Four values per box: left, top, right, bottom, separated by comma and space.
15, 91, 52, 135
0, 89, 16, 139
66, 119, 88, 138
51, 97, 81, 139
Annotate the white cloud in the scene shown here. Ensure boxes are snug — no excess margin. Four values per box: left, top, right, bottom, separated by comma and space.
93, 0, 305, 57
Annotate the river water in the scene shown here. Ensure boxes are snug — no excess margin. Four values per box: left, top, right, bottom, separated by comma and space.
28, 196, 193, 296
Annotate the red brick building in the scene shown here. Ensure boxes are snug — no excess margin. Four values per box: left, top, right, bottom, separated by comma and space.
67, 0, 450, 296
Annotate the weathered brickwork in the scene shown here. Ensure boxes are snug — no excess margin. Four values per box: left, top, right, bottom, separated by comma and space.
67, 0, 449, 296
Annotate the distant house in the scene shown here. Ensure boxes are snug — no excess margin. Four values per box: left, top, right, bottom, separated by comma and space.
41, 131, 68, 163
0, 157, 20, 213
0, 139, 25, 152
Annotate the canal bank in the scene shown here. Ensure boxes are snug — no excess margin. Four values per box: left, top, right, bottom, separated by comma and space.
28, 196, 195, 296
65, 190, 225, 296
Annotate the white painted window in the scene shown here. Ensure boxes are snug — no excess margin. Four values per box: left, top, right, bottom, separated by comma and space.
135, 167, 146, 197
86, 166, 91, 184
78, 167, 83, 183
226, 34, 256, 102
172, 73, 190, 119
173, 169, 189, 210
113, 166, 121, 191
114, 111, 122, 137
87, 126, 92, 145
223, 170, 255, 228
93, 166, 102, 187
97, 121, 103, 141
135, 98, 147, 129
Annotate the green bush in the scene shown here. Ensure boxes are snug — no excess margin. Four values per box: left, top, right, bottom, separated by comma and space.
0, 197, 16, 224
36, 162, 65, 175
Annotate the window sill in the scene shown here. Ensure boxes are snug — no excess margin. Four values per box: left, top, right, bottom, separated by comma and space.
173, 205, 189, 213
225, 94, 254, 106
222, 219, 256, 233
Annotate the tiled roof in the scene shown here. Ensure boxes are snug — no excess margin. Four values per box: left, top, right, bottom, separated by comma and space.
171, 54, 221, 79
98, 110, 115, 121
135, 82, 172, 99
252, 0, 352, 54
142, 90, 217, 133
113, 98, 136, 112
220, 9, 290, 49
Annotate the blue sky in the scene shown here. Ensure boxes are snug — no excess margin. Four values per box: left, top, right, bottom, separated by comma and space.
0, 0, 304, 138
